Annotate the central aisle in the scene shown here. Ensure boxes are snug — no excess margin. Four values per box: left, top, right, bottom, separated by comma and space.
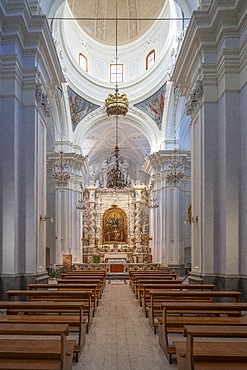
74, 281, 177, 370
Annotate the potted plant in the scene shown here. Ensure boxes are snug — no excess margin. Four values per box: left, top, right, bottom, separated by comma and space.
50, 268, 58, 279
93, 255, 101, 263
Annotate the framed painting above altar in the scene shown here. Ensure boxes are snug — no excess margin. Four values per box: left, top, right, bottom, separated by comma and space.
103, 207, 127, 244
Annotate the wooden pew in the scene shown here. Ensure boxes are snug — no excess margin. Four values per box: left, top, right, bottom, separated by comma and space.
148, 290, 241, 334
132, 277, 178, 296
130, 272, 177, 292
0, 322, 75, 370
0, 301, 85, 362
57, 278, 104, 297
29, 283, 99, 310
140, 284, 215, 316
174, 325, 247, 370
159, 301, 247, 363
6, 290, 93, 333
61, 272, 106, 284
135, 279, 182, 300
61, 271, 106, 289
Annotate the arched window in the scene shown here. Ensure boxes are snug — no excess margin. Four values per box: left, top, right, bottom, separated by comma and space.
110, 64, 123, 83
79, 53, 88, 72
146, 50, 155, 70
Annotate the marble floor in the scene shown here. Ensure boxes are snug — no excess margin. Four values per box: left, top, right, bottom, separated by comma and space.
74, 280, 178, 370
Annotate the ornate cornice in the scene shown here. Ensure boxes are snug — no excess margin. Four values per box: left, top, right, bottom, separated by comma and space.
172, 0, 246, 100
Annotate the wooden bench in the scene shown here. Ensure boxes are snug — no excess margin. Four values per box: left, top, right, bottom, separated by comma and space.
0, 322, 75, 370
148, 290, 241, 334
130, 273, 177, 292
159, 301, 247, 363
61, 271, 106, 290
132, 277, 178, 296
6, 289, 94, 333
135, 279, 182, 300
0, 301, 85, 362
129, 270, 176, 289
29, 283, 99, 310
140, 283, 214, 314
57, 278, 104, 298
174, 325, 247, 370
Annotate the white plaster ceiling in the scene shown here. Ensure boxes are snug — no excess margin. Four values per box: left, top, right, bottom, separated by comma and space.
49, 0, 191, 184
67, 0, 166, 45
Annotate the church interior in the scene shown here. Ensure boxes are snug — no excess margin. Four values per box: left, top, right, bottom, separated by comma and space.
0, 0, 247, 368
0, 0, 246, 296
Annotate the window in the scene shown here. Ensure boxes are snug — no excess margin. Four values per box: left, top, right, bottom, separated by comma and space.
110, 64, 123, 83
79, 53, 88, 72
146, 50, 155, 70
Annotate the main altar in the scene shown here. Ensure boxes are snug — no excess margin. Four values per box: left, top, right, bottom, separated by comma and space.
81, 186, 152, 266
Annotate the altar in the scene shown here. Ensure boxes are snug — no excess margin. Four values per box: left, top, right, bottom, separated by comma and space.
104, 253, 127, 273
104, 252, 128, 262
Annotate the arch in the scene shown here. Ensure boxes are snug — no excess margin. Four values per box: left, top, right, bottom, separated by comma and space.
102, 208, 128, 244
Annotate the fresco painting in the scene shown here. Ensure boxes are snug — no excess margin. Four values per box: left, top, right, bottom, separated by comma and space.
134, 83, 166, 130
68, 86, 100, 131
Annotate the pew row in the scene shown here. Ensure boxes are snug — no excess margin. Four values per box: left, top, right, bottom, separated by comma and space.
140, 284, 215, 315
174, 325, 247, 370
159, 301, 247, 363
0, 301, 85, 362
6, 290, 93, 333
0, 322, 75, 370
148, 290, 241, 334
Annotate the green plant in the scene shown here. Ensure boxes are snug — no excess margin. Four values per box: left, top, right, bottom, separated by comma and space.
93, 255, 100, 263
50, 268, 58, 278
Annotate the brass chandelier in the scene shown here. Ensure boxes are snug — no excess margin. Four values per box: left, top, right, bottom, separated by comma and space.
105, 0, 129, 189
105, 0, 128, 117
106, 115, 129, 189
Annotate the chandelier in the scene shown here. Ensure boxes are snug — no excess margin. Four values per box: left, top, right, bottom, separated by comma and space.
166, 87, 184, 185
106, 116, 129, 189
105, 0, 128, 117
105, 0, 129, 189
105, 90, 128, 116
53, 150, 71, 186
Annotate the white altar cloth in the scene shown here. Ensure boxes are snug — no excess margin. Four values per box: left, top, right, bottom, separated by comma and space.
104, 253, 127, 261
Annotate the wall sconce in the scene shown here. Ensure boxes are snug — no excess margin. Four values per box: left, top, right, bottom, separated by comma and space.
40, 215, 54, 222
191, 216, 198, 223
184, 205, 198, 225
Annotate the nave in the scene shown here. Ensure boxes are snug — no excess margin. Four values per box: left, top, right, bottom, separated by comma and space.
75, 281, 177, 370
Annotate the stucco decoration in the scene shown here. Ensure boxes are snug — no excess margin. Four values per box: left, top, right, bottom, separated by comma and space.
134, 83, 166, 130
68, 86, 100, 131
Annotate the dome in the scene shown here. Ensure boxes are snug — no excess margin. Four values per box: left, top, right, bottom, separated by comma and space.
67, 0, 166, 45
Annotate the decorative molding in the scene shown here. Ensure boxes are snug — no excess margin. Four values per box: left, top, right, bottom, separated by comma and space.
36, 83, 51, 117
186, 80, 203, 116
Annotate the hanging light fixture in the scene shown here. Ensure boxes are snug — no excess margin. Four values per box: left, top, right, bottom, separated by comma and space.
53, 141, 71, 186
105, 0, 129, 190
166, 87, 184, 185
105, 1, 128, 117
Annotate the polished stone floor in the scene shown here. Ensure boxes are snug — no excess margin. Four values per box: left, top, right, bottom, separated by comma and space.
74, 280, 177, 370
